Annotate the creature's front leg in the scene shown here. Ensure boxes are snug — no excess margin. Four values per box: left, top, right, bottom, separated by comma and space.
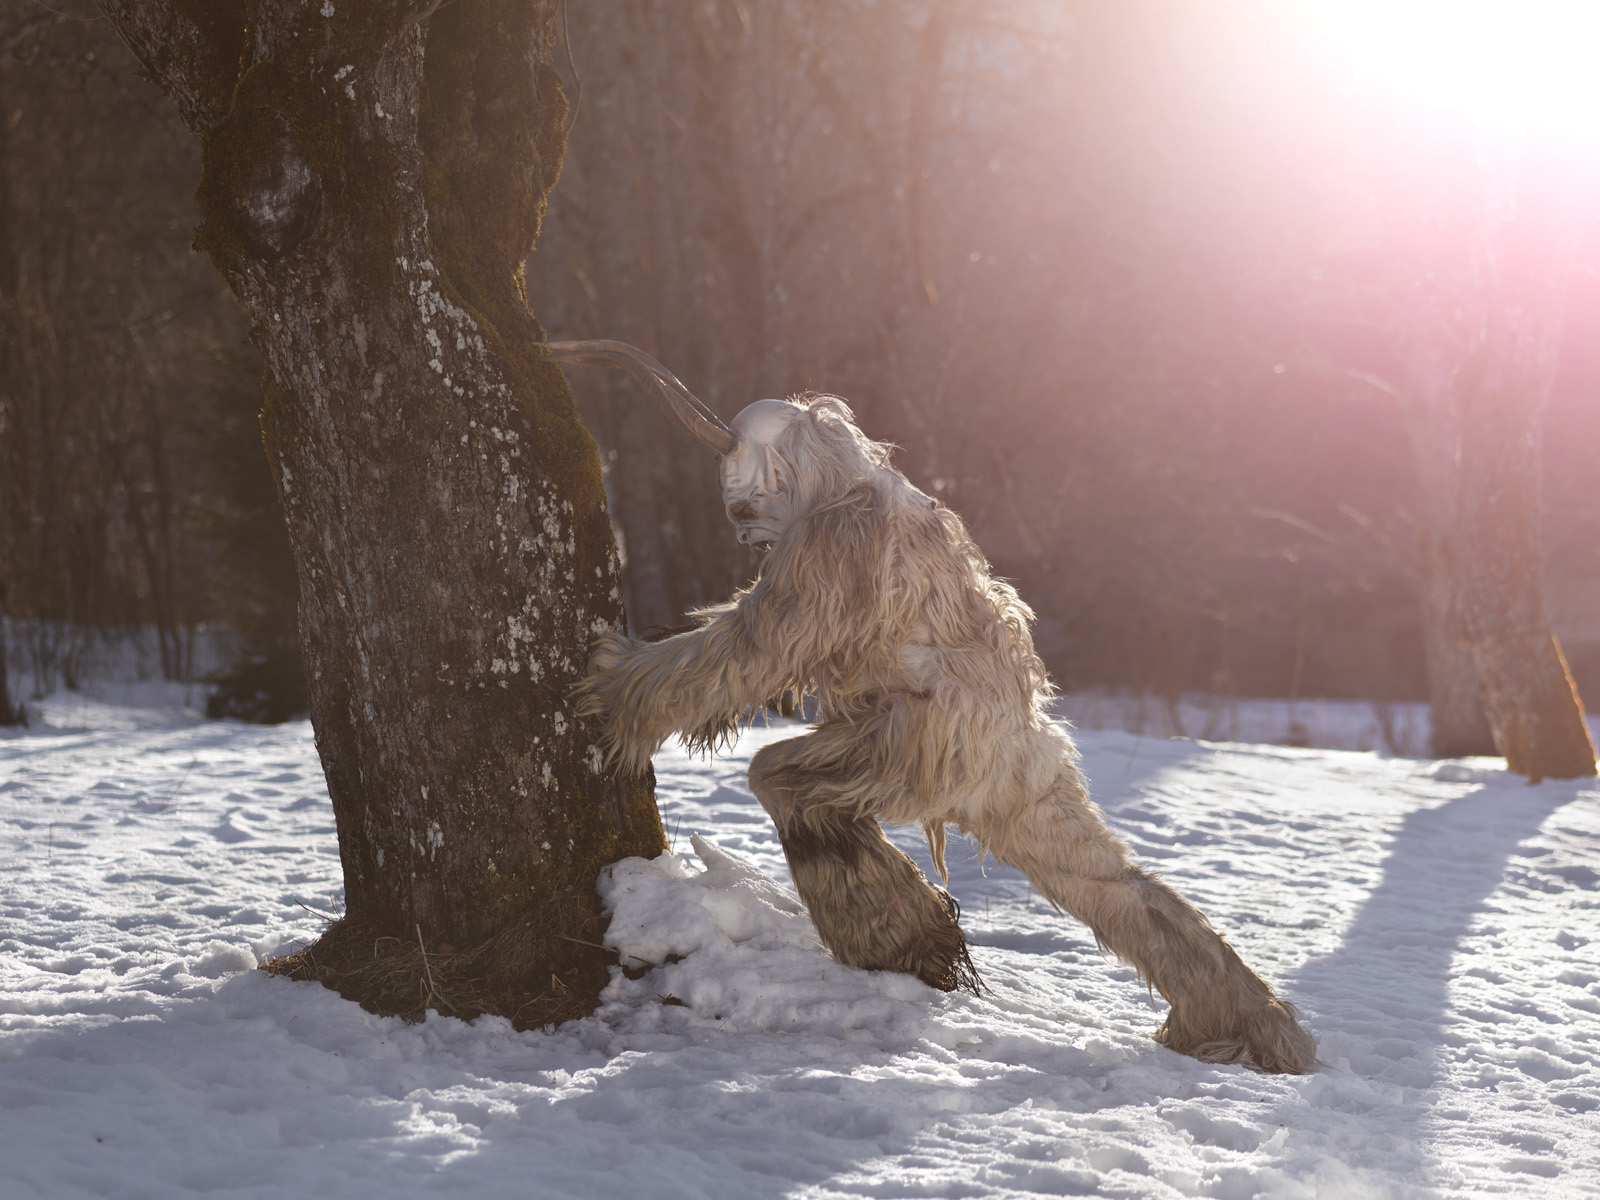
749, 735, 981, 994
572, 632, 672, 773
574, 624, 757, 774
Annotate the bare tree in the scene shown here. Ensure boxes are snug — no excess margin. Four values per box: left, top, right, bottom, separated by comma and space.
1400, 337, 1499, 757
1, 7, 224, 679
1452, 206, 1596, 780
96, 0, 665, 1023
1361, 160, 1596, 778
0, 585, 21, 725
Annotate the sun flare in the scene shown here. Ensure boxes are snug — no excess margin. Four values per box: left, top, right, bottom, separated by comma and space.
1300, 0, 1600, 141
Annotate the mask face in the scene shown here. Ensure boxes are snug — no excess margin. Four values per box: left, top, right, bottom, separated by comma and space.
720, 399, 805, 549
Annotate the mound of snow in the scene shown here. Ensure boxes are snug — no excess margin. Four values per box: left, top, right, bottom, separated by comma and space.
598, 836, 942, 1046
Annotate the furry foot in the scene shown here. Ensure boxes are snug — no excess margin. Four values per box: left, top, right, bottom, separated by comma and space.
907, 889, 983, 994
1156, 997, 1319, 1074
824, 879, 981, 994
780, 813, 983, 995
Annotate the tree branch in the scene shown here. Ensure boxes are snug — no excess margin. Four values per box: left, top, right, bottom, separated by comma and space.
94, 0, 246, 133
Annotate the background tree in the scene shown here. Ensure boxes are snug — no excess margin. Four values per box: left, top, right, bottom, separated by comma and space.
95, 0, 664, 1024
0, 584, 21, 725
1300, 79, 1599, 777
0, 6, 230, 687
201, 342, 308, 724
1408, 180, 1596, 778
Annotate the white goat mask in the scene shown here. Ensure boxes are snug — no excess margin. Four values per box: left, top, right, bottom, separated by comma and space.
721, 399, 807, 549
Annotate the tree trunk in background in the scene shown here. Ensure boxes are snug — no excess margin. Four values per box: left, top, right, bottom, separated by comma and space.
1389, 166, 1595, 780
0, 590, 21, 725
1404, 380, 1497, 758
1415, 537, 1497, 757
0, 69, 17, 725
99, 0, 665, 1025
1404, 375, 1593, 776
1455, 279, 1595, 781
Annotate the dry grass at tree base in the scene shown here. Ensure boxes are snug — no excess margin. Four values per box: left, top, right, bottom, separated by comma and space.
262, 904, 620, 1030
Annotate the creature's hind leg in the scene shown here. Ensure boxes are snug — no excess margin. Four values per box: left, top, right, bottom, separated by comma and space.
968, 765, 1316, 1074
749, 737, 980, 993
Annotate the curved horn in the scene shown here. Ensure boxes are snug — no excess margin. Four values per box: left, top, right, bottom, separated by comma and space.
541, 339, 737, 455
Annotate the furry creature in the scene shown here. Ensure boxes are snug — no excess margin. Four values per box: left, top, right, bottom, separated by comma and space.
572, 388, 1318, 1075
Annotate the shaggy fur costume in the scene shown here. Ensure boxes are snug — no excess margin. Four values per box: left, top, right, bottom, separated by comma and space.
576, 395, 1317, 1074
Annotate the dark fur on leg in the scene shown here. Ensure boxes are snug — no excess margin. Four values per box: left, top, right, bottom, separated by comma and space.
935, 889, 984, 996
750, 737, 982, 994
778, 809, 982, 995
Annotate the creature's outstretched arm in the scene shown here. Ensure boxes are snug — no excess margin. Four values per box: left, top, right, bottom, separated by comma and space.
572, 612, 782, 773
573, 491, 875, 773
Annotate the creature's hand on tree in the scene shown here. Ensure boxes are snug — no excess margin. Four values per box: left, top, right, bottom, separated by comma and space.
574, 623, 753, 774
573, 631, 669, 774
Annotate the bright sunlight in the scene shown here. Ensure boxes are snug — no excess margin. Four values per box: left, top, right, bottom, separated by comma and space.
1299, 0, 1600, 141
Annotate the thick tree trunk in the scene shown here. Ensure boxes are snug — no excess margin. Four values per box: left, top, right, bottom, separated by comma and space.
100, 0, 666, 1024
0, 87, 16, 726
1414, 531, 1496, 757
1399, 343, 1498, 758
1390, 178, 1595, 781
1455, 300, 1595, 781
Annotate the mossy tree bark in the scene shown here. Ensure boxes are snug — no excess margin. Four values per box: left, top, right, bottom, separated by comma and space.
98, 0, 666, 1024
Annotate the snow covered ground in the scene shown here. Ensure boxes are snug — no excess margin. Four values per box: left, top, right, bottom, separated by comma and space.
1054, 691, 1435, 758
3, 687, 1598, 1199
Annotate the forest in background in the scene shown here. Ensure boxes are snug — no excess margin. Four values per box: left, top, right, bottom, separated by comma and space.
3, 0, 1597, 720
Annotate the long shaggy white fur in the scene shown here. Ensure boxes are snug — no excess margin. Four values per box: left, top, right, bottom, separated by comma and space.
575, 395, 1317, 1073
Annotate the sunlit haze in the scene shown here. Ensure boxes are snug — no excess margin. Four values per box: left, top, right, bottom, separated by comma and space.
1299, 0, 1600, 142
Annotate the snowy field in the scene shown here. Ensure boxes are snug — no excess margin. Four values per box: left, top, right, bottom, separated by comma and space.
1053, 691, 1434, 758
3, 686, 1599, 1199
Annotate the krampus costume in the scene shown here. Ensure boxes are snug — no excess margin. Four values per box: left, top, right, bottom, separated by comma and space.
554, 342, 1317, 1075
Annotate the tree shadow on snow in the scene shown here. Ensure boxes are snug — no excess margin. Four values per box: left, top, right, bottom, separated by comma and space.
1287, 775, 1584, 1180
1290, 778, 1578, 1068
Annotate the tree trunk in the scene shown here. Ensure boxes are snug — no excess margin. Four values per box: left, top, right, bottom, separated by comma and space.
1397, 333, 1498, 758
99, 0, 666, 1024
0, 590, 21, 725
1455, 295, 1596, 781
1406, 412, 1497, 758
1413, 540, 1496, 757
0, 60, 16, 726
1389, 167, 1595, 781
